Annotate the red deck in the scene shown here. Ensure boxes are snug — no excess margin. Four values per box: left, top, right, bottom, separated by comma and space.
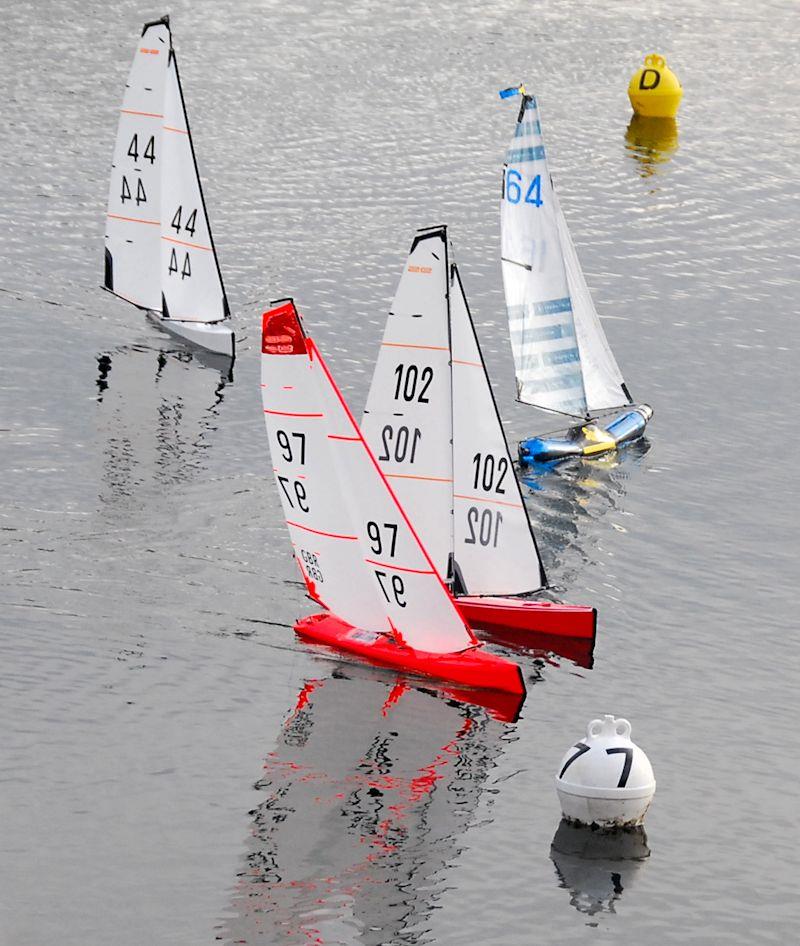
455, 595, 596, 640
295, 612, 525, 698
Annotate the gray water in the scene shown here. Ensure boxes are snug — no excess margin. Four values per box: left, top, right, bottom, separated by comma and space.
1, 0, 798, 942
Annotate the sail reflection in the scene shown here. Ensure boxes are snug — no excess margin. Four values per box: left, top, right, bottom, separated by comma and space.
624, 114, 679, 178
220, 664, 516, 945
93, 343, 230, 501
550, 819, 650, 916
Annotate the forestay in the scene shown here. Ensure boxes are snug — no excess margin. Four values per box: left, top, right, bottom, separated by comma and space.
160, 49, 228, 323
262, 301, 476, 655
501, 94, 587, 416
553, 190, 630, 412
105, 20, 170, 309
449, 266, 545, 595
361, 228, 454, 577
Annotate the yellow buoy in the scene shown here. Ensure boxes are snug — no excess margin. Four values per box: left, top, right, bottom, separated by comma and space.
628, 53, 682, 118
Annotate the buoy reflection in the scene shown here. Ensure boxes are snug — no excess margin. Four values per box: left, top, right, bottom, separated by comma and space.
625, 114, 679, 178
550, 819, 650, 916
220, 664, 517, 944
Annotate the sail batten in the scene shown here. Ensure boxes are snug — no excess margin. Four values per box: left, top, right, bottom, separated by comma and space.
500, 92, 630, 417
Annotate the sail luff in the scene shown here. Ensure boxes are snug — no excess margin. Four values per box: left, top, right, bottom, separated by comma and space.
169, 49, 230, 320
159, 46, 229, 324
449, 264, 547, 595
104, 19, 171, 310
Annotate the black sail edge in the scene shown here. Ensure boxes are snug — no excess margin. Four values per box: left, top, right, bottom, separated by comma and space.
170, 44, 231, 323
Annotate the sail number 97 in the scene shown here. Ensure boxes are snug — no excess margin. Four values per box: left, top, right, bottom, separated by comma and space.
276, 430, 306, 464
374, 570, 406, 608
465, 507, 503, 547
277, 475, 309, 512
393, 364, 433, 403
366, 521, 398, 557
379, 425, 422, 464
505, 170, 543, 207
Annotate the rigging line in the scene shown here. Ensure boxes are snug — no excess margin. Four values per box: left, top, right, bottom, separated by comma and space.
501, 256, 532, 271
529, 405, 635, 439
515, 398, 587, 422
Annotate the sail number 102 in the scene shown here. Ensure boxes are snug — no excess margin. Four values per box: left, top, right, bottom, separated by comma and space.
505, 170, 543, 207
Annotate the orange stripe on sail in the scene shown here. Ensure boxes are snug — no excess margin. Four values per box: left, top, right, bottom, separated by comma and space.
161, 236, 212, 251
163, 125, 188, 134
107, 213, 159, 226
454, 493, 523, 509
120, 108, 163, 118
452, 359, 482, 368
381, 342, 449, 352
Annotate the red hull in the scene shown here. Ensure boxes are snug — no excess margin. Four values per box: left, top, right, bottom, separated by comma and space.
456, 596, 596, 640
295, 612, 525, 697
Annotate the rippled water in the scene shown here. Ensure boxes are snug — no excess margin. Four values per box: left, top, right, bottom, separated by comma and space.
1, 0, 797, 942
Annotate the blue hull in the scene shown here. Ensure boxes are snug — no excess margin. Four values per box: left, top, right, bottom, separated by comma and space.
519, 405, 653, 466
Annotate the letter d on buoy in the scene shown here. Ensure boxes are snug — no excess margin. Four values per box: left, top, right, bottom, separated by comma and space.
628, 53, 682, 118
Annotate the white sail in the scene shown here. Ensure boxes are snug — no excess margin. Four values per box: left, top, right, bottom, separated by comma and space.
105, 19, 170, 309
361, 228, 454, 577
449, 266, 545, 595
553, 190, 631, 412
500, 94, 587, 416
262, 301, 475, 655
159, 48, 229, 323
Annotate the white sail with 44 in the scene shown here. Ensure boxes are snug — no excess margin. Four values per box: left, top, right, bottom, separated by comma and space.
104, 17, 234, 359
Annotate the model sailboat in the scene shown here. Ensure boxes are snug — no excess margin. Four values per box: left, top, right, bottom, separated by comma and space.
499, 86, 652, 464
104, 16, 234, 359
260, 299, 525, 697
362, 226, 595, 641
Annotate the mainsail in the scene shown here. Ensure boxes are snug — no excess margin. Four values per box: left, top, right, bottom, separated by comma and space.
363, 227, 545, 598
261, 300, 477, 655
500, 92, 631, 417
105, 17, 229, 326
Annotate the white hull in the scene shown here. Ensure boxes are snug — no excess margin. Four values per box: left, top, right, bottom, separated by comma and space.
147, 311, 235, 359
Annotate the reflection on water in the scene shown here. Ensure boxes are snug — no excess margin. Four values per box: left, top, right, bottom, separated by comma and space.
94, 344, 231, 501
220, 664, 514, 945
624, 114, 679, 178
521, 440, 651, 589
550, 819, 650, 917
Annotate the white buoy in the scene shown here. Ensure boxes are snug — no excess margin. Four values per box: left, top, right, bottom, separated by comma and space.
555, 715, 655, 828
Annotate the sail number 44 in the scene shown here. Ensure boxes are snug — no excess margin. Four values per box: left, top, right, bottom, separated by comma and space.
505, 170, 543, 207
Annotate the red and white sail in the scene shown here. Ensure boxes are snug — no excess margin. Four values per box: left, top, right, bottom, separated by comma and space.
261, 301, 476, 655
105, 19, 170, 309
363, 227, 545, 597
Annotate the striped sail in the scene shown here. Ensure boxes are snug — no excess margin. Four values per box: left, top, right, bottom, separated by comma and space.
501, 93, 631, 417
501, 94, 585, 416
